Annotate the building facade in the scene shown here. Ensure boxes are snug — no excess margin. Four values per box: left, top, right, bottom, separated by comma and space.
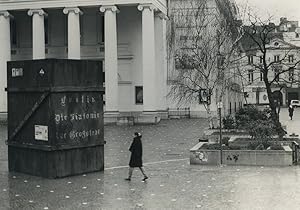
0, 0, 168, 123
167, 0, 244, 118
241, 18, 300, 107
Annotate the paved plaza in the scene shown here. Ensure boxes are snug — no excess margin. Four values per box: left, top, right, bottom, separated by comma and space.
1, 117, 300, 209
280, 107, 300, 137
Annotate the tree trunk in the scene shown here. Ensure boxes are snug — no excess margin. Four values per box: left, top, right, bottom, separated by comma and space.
265, 82, 285, 139
207, 104, 215, 129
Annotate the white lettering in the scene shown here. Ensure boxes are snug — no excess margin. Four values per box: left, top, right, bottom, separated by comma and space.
68, 129, 101, 140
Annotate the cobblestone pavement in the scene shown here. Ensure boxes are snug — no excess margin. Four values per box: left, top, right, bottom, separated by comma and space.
1, 119, 300, 209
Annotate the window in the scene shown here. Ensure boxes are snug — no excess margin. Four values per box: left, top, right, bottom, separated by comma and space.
274, 67, 280, 82
248, 70, 254, 83
289, 67, 294, 81
135, 86, 143, 104
260, 72, 263, 81
288, 55, 294, 63
274, 55, 280, 62
260, 56, 263, 64
234, 102, 237, 113
248, 55, 253, 64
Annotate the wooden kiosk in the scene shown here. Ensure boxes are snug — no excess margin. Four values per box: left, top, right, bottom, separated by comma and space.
6, 59, 104, 178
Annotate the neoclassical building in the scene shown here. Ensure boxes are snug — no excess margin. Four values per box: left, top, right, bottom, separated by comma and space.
0, 0, 168, 123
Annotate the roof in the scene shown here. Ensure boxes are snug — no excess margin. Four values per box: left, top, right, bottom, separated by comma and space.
240, 25, 286, 51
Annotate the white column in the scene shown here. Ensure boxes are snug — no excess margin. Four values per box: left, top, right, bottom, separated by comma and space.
0, 11, 11, 113
155, 12, 168, 111
100, 5, 119, 113
138, 4, 157, 112
63, 7, 82, 59
28, 9, 47, 59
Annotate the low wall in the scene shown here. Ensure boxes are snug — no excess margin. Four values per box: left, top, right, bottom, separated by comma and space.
190, 143, 293, 166
223, 147, 292, 166
190, 143, 220, 165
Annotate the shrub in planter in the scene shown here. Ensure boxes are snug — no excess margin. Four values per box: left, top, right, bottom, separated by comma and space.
223, 137, 230, 146
248, 120, 277, 149
235, 106, 270, 129
229, 145, 242, 150
222, 115, 236, 129
248, 141, 271, 150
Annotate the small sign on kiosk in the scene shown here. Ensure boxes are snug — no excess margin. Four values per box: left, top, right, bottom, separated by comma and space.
34, 125, 48, 141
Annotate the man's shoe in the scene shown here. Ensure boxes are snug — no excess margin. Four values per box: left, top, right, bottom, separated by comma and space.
142, 176, 148, 181
125, 178, 131, 181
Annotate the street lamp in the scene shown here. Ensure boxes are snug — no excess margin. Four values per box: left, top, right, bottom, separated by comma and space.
217, 101, 223, 165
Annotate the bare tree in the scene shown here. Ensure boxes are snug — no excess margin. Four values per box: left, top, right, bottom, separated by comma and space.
167, 0, 243, 128
240, 14, 300, 136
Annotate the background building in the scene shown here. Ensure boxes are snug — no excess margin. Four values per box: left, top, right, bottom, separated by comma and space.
167, 0, 244, 118
241, 18, 300, 107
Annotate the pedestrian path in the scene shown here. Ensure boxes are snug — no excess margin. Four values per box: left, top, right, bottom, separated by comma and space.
280, 108, 300, 136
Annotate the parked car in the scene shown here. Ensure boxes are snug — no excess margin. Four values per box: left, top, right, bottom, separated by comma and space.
290, 100, 300, 107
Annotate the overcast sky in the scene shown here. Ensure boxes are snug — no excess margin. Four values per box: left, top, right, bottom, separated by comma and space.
234, 0, 300, 23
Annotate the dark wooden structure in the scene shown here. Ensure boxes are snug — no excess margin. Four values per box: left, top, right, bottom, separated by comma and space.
6, 59, 104, 178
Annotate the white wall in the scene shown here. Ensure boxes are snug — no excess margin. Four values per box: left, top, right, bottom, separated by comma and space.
9, 6, 168, 113
117, 6, 143, 112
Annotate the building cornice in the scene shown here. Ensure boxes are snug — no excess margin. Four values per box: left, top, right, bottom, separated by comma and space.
0, 0, 167, 14
155, 11, 168, 20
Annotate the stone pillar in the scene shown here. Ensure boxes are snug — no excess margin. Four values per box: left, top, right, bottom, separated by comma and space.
63, 7, 82, 59
0, 11, 11, 113
155, 13, 168, 114
100, 5, 119, 113
28, 9, 47, 59
138, 4, 157, 112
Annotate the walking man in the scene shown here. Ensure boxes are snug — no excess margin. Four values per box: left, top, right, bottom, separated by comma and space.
125, 132, 148, 181
289, 104, 294, 120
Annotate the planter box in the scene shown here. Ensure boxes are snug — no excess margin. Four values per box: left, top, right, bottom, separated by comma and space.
190, 143, 220, 165
190, 142, 293, 166
203, 129, 248, 143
